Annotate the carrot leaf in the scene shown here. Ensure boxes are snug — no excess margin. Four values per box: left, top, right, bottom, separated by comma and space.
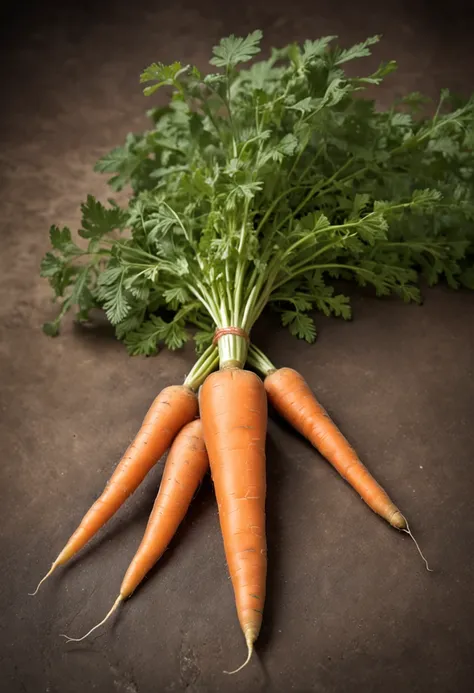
40, 31, 474, 362
210, 30, 263, 69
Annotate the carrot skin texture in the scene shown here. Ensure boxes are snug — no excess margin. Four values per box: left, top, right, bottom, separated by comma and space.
264, 368, 406, 529
120, 418, 209, 597
57, 385, 198, 564
200, 369, 268, 646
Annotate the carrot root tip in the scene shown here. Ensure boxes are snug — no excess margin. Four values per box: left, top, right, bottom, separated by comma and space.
29, 561, 59, 596
60, 595, 123, 643
402, 519, 433, 572
390, 510, 408, 530
223, 629, 256, 675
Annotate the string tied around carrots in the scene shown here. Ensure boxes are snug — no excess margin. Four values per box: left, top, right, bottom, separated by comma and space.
212, 326, 250, 345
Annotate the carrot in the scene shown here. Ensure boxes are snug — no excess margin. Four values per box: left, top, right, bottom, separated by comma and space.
200, 368, 267, 673
61, 419, 209, 642
30, 384, 198, 595
263, 367, 406, 529
120, 418, 208, 596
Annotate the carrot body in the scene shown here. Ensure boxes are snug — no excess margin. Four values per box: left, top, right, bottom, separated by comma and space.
264, 367, 406, 530
120, 418, 209, 597
200, 368, 268, 650
57, 385, 198, 564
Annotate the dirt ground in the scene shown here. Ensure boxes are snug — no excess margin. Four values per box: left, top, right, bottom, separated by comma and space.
1, 1, 474, 692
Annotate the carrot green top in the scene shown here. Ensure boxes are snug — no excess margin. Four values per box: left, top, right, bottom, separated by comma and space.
40, 31, 474, 376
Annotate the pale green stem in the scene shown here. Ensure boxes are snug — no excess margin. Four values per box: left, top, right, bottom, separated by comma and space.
247, 344, 276, 377
280, 227, 349, 262
285, 234, 356, 274
255, 183, 313, 235
241, 286, 258, 332
274, 159, 354, 234
188, 284, 220, 324
217, 334, 248, 369
272, 262, 379, 291
247, 260, 282, 327
233, 201, 250, 325
183, 344, 219, 390
161, 201, 192, 245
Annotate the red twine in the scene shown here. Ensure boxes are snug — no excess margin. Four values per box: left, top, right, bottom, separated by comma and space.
212, 326, 250, 345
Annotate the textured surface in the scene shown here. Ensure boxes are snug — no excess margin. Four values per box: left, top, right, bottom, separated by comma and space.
1, 2, 474, 692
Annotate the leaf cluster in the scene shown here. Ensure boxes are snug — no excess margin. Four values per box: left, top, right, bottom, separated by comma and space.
40, 31, 474, 352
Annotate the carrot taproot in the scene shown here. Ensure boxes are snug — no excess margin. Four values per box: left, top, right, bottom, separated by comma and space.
61, 418, 209, 642
264, 367, 407, 530
30, 385, 198, 595
200, 368, 267, 673
120, 418, 208, 596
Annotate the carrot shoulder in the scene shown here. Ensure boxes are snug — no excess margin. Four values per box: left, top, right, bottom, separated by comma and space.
200, 368, 268, 662
264, 367, 406, 530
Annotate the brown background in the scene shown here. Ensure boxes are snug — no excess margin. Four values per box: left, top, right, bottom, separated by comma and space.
1, 2, 474, 692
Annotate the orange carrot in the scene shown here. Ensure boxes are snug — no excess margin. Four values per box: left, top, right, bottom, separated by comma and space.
30, 385, 198, 594
61, 419, 209, 642
120, 418, 208, 597
264, 367, 406, 529
200, 368, 267, 673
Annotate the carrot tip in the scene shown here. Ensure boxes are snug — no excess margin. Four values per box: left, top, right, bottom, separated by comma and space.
402, 519, 433, 572
29, 561, 59, 596
60, 595, 123, 643
390, 510, 408, 530
223, 630, 255, 675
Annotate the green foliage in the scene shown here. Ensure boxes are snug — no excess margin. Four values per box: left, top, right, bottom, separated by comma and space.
40, 30, 474, 357
281, 311, 317, 342
140, 62, 189, 96
124, 315, 190, 355
79, 195, 128, 240
210, 30, 263, 69
333, 35, 381, 65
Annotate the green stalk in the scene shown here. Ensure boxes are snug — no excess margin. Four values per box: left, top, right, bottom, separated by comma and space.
275, 157, 356, 233
241, 286, 258, 332
188, 284, 220, 324
217, 273, 249, 368
280, 226, 350, 261
247, 344, 276, 377
271, 262, 384, 290
183, 344, 219, 390
255, 183, 313, 236
217, 333, 248, 369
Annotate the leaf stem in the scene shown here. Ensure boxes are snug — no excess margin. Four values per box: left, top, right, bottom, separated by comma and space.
272, 262, 385, 290
285, 234, 357, 274
188, 283, 220, 324
183, 344, 219, 390
275, 158, 355, 233
255, 184, 314, 235
247, 344, 276, 376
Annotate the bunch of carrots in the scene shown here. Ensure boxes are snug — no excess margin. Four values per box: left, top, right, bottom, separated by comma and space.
35, 29, 472, 673
31, 345, 428, 673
